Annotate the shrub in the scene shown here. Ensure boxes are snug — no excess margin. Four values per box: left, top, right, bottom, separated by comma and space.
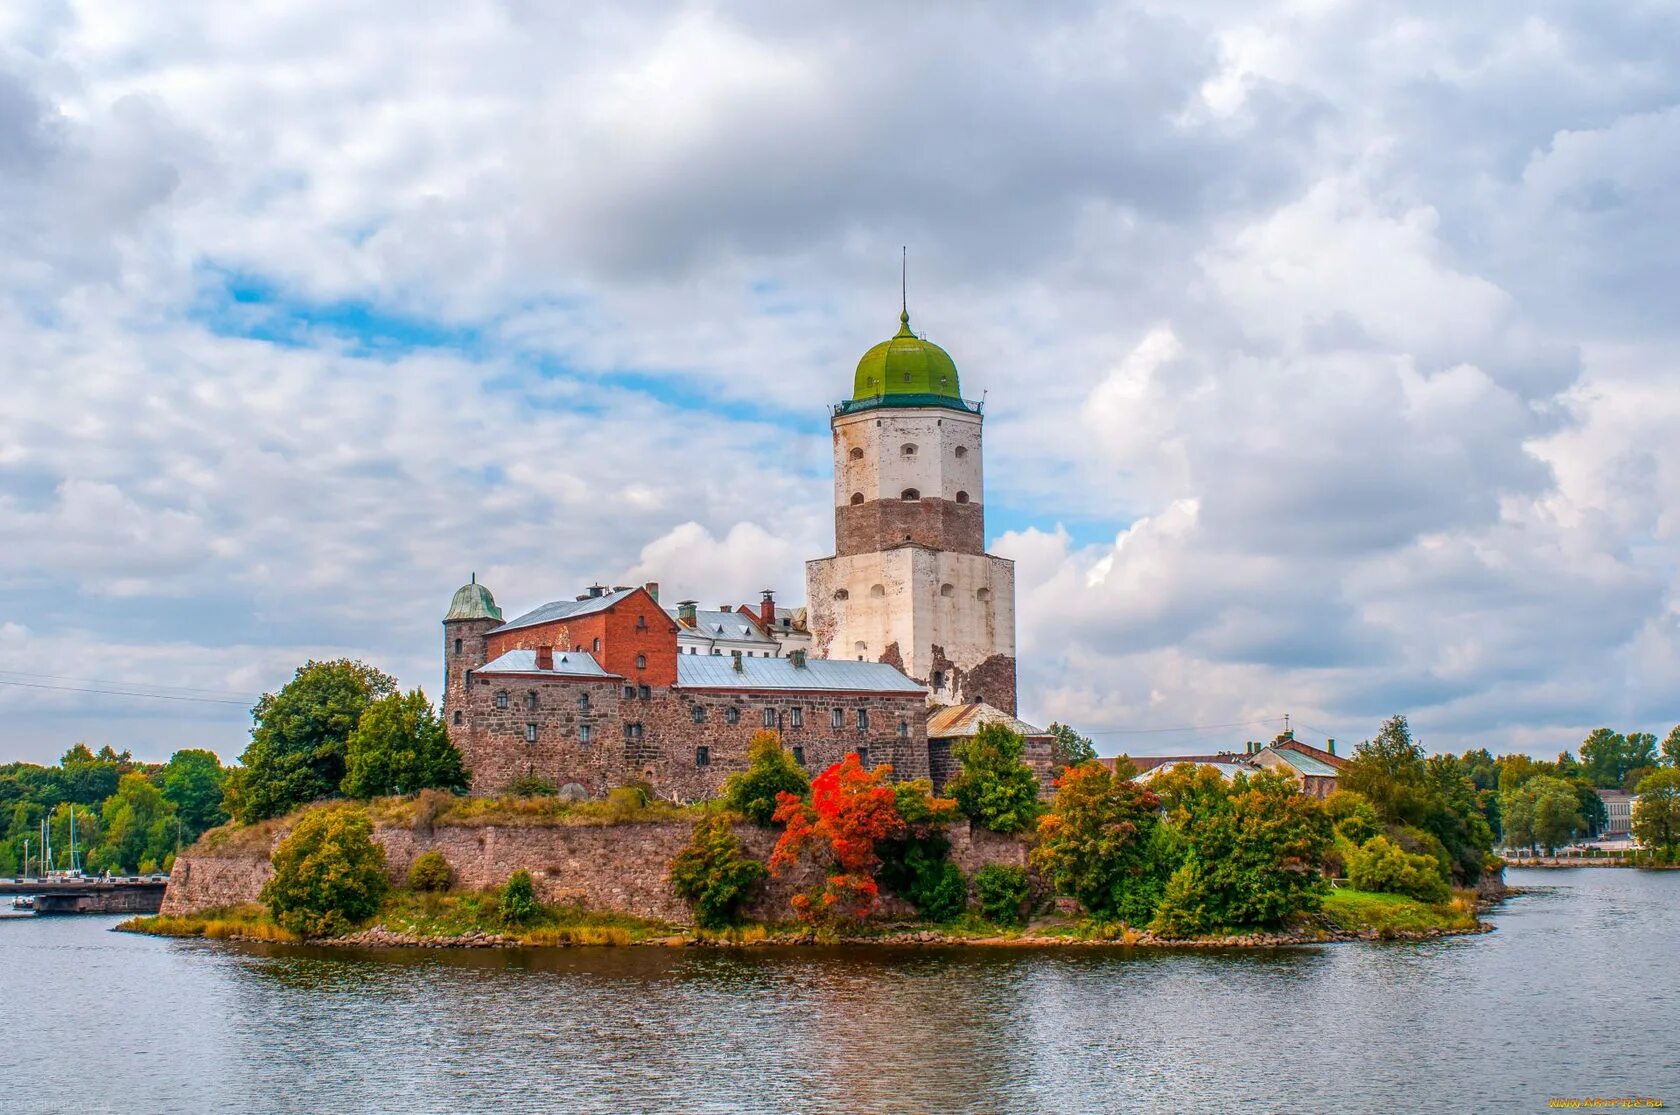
668, 816, 768, 929
261, 806, 390, 939
946, 723, 1044, 834
1346, 836, 1450, 903
602, 785, 651, 822
1325, 790, 1381, 845
499, 869, 540, 927
974, 864, 1030, 926
771, 754, 909, 923
878, 837, 965, 921
1033, 761, 1167, 922
722, 731, 810, 826
507, 775, 557, 797
407, 850, 453, 892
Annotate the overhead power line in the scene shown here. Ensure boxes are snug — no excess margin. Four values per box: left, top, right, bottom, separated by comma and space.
0, 667, 253, 699
0, 678, 253, 707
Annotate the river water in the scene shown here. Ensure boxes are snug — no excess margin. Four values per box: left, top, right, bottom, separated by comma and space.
1, 867, 1675, 1114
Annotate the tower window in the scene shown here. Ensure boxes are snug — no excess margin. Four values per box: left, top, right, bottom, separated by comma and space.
955, 491, 969, 504
834, 588, 850, 601
940, 583, 954, 597
976, 588, 992, 602
849, 447, 864, 460
850, 492, 864, 505
900, 488, 920, 501
869, 584, 885, 598
453, 710, 463, 725
453, 638, 462, 655
954, 445, 968, 459
901, 443, 917, 457
931, 670, 944, 691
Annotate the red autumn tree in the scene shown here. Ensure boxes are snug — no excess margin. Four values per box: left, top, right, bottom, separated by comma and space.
771, 753, 906, 922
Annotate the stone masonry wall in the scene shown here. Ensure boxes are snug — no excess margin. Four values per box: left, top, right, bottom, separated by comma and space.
160, 819, 1031, 925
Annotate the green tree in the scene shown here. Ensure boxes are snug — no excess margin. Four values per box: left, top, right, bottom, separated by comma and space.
667, 815, 768, 928
261, 806, 390, 938
946, 723, 1044, 834
1032, 760, 1168, 923
1151, 770, 1332, 937
720, 731, 810, 826
58, 744, 124, 807
1325, 790, 1381, 845
1662, 725, 1680, 768
1342, 717, 1491, 883
98, 772, 177, 874
159, 749, 228, 841
1632, 769, 1680, 861
340, 688, 467, 799
1346, 835, 1450, 903
1046, 722, 1097, 771
235, 659, 397, 821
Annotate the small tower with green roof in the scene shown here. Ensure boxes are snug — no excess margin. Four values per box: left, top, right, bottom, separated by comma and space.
806, 298, 1017, 715
443, 573, 503, 732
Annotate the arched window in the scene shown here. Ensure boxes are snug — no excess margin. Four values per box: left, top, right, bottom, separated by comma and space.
834, 588, 850, 601
940, 583, 954, 597
901, 443, 917, 457
453, 638, 462, 655
849, 447, 864, 460
900, 488, 919, 501
854, 640, 868, 653
850, 492, 864, 505
525, 691, 538, 710
635, 654, 647, 669
954, 445, 968, 459
976, 587, 992, 602
955, 491, 969, 504
869, 584, 885, 597
592, 638, 600, 653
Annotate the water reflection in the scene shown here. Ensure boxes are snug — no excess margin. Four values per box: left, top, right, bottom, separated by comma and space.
2, 869, 1677, 1114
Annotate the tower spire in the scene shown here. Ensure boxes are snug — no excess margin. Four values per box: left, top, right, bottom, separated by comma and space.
898, 246, 911, 335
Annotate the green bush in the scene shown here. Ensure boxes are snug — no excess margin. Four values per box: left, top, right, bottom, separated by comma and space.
946, 724, 1044, 834
721, 731, 810, 826
261, 806, 390, 939
907, 856, 967, 922
974, 864, 1030, 926
1325, 790, 1381, 845
499, 869, 540, 926
668, 816, 768, 928
1346, 835, 1450, 903
507, 775, 557, 797
407, 850, 453, 892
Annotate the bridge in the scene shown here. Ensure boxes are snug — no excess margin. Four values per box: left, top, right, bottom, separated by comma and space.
1, 878, 168, 915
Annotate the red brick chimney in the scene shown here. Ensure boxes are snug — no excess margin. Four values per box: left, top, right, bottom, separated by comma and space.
535, 645, 554, 670
759, 589, 775, 627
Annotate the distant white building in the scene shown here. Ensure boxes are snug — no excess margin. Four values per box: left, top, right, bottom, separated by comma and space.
670, 592, 810, 659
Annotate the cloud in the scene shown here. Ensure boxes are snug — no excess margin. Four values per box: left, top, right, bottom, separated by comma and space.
1, 1, 1678, 763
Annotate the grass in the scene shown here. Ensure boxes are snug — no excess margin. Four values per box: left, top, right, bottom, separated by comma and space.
1318, 887, 1481, 937
376, 889, 676, 944
117, 904, 297, 942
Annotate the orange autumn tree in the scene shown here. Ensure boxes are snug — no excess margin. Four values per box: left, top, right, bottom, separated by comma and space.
770, 753, 907, 922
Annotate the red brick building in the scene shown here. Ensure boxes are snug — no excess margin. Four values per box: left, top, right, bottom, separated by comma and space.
443, 578, 931, 801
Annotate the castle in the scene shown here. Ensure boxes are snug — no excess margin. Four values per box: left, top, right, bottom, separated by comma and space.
442, 302, 1043, 800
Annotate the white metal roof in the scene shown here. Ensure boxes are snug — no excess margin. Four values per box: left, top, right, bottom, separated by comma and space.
676, 655, 924, 693
476, 649, 617, 678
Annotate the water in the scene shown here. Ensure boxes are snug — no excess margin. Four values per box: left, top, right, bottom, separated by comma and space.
1, 868, 1675, 1113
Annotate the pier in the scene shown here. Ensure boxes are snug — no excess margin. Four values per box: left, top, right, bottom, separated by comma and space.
1, 879, 167, 915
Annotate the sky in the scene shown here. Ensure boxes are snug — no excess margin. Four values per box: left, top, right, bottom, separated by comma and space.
2, 0, 1678, 767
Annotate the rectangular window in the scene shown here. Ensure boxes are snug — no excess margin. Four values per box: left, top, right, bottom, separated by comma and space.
579, 724, 592, 744
639, 685, 651, 700
692, 706, 706, 724
726, 707, 740, 725
789, 707, 803, 728
792, 745, 805, 766
623, 685, 636, 699
857, 746, 870, 767
524, 723, 537, 743
632, 723, 643, 739
695, 746, 710, 767
525, 692, 538, 710
857, 709, 870, 730
496, 691, 509, 709
898, 720, 909, 738
831, 708, 844, 729
762, 707, 776, 728
578, 693, 590, 709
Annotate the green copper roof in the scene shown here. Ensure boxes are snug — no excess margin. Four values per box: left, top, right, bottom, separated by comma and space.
852, 309, 963, 404
445, 574, 503, 621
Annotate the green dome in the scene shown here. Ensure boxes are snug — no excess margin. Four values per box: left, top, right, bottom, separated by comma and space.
445, 574, 502, 622
852, 310, 962, 403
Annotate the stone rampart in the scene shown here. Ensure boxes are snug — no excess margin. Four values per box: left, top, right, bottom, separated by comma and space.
160, 818, 1032, 924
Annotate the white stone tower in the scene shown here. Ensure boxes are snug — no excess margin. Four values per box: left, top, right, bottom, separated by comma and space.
806, 303, 1017, 714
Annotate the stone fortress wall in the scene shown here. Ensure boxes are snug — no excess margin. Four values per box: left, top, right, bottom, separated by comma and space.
160, 818, 1032, 924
